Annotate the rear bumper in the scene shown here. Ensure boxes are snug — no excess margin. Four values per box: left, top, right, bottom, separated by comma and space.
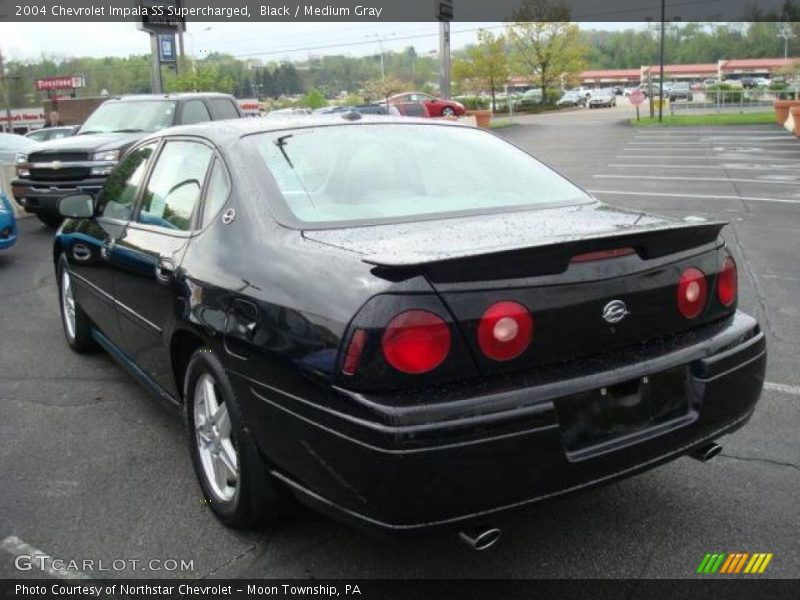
232, 311, 765, 533
11, 178, 105, 216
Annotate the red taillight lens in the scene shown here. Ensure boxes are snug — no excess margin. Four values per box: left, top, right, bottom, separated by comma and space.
570, 247, 636, 263
342, 329, 367, 376
717, 256, 737, 307
381, 310, 451, 374
677, 267, 708, 319
477, 301, 534, 361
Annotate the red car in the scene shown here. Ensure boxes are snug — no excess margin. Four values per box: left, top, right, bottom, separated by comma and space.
388, 92, 465, 117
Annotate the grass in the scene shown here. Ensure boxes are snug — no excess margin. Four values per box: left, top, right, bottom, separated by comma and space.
631, 111, 777, 127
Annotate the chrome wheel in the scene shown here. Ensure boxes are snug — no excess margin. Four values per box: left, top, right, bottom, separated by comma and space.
194, 373, 239, 502
61, 268, 76, 341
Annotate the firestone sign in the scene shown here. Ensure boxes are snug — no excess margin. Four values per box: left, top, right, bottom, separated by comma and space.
35, 75, 86, 91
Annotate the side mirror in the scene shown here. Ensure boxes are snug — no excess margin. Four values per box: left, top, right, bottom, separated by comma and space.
58, 194, 94, 219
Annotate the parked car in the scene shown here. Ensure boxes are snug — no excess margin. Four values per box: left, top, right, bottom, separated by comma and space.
387, 92, 465, 117
0, 133, 35, 164
588, 90, 617, 108
703, 78, 719, 89
12, 93, 244, 227
516, 88, 545, 110
0, 191, 17, 252
266, 108, 312, 119
52, 115, 765, 537
669, 82, 694, 102
25, 125, 80, 143
723, 79, 744, 89
556, 92, 586, 107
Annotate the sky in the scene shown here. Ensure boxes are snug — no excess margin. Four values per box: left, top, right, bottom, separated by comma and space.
0, 21, 637, 63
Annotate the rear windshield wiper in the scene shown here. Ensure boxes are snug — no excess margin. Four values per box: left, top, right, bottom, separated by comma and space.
112, 128, 145, 133
275, 134, 294, 169
78, 130, 101, 135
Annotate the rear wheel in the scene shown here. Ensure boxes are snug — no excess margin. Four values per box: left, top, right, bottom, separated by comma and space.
38, 214, 63, 228
442, 106, 456, 117
57, 254, 94, 352
186, 348, 288, 528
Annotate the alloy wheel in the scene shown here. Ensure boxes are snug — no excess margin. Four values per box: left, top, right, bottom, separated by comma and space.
194, 373, 239, 502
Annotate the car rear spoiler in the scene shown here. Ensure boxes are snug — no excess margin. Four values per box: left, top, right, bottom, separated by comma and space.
364, 221, 727, 283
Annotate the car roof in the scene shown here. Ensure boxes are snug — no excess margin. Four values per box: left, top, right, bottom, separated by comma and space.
106, 92, 236, 103
139, 114, 467, 146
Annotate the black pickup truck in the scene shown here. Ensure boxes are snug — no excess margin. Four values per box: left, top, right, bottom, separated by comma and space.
12, 93, 244, 226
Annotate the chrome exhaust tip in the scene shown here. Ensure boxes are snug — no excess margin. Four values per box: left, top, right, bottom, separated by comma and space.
458, 527, 502, 551
691, 442, 722, 463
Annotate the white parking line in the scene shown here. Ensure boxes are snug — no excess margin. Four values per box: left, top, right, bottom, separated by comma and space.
607, 163, 799, 171
765, 382, 800, 397
595, 174, 800, 186
617, 155, 800, 162
588, 189, 800, 205
629, 140, 799, 145
0, 535, 89, 579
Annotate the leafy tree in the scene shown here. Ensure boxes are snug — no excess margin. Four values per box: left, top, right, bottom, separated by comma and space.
453, 30, 509, 111
302, 88, 327, 109
507, 0, 586, 104
363, 76, 405, 104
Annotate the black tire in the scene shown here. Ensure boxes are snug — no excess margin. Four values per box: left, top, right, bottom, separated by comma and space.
442, 106, 456, 117
57, 254, 95, 353
185, 347, 289, 528
38, 214, 63, 228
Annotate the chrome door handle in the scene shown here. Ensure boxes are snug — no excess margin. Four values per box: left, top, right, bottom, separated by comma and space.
156, 257, 175, 285
100, 238, 115, 260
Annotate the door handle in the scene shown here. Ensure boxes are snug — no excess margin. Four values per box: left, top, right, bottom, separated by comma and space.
100, 238, 115, 260
155, 257, 175, 285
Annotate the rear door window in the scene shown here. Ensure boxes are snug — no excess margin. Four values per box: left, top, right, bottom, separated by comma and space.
208, 99, 240, 120
137, 140, 213, 231
181, 100, 212, 125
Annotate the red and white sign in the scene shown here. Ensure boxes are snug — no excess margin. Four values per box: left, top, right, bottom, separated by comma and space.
35, 75, 86, 91
628, 90, 646, 106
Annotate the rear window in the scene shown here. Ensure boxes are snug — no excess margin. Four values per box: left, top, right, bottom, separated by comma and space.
249, 124, 590, 227
208, 98, 241, 120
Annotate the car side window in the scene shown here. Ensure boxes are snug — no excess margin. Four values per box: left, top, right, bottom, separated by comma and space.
181, 100, 211, 125
201, 159, 231, 226
137, 140, 213, 231
98, 143, 157, 221
207, 98, 240, 121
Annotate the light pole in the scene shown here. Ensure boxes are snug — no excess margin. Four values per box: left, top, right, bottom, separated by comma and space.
366, 33, 394, 80
186, 26, 212, 85
658, 0, 666, 123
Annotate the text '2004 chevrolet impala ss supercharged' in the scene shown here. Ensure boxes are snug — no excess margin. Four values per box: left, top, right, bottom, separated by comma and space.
53, 115, 765, 545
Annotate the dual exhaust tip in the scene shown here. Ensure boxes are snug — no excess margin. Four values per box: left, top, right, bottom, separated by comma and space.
458, 527, 502, 551
691, 441, 722, 463
456, 442, 722, 551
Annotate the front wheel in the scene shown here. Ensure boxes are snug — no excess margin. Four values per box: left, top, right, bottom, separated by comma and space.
186, 348, 289, 528
441, 106, 456, 117
57, 254, 94, 352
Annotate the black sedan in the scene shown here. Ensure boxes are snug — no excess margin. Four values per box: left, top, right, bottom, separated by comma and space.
53, 116, 765, 546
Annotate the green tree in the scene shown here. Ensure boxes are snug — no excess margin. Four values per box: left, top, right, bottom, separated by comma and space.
302, 87, 327, 109
507, 0, 587, 104
454, 30, 509, 111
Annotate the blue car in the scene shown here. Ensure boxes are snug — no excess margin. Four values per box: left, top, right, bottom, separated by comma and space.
0, 191, 18, 251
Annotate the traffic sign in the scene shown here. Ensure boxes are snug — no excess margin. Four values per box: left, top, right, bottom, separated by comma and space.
629, 90, 645, 106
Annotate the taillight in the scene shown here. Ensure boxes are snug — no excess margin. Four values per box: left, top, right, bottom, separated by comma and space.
477, 301, 534, 361
342, 329, 367, 376
717, 256, 737, 307
677, 267, 708, 319
381, 310, 451, 374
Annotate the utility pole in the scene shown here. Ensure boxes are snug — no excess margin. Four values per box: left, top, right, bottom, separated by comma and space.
658, 0, 666, 123
438, 1, 454, 99
0, 49, 13, 133
778, 23, 796, 60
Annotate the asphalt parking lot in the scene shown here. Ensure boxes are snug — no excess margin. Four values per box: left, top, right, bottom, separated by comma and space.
1, 105, 798, 580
